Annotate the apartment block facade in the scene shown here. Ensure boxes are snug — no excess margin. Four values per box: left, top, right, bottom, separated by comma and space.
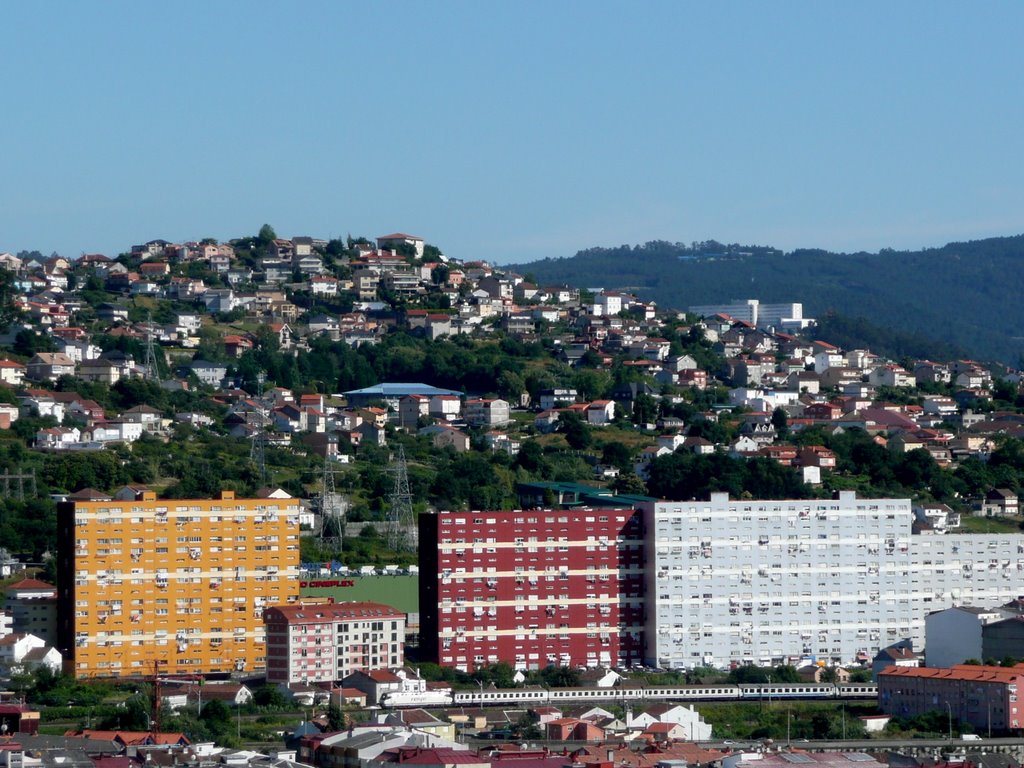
644, 492, 1024, 669
263, 602, 405, 684
419, 508, 644, 671
879, 664, 1024, 731
4, 579, 58, 646
56, 490, 301, 678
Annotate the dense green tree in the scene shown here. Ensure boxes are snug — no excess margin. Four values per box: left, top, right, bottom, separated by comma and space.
601, 441, 633, 470
257, 224, 277, 244
252, 684, 290, 708
326, 703, 345, 731
771, 407, 789, 438
199, 698, 231, 729
632, 393, 658, 425
13, 329, 55, 356
0, 269, 23, 331
559, 411, 592, 450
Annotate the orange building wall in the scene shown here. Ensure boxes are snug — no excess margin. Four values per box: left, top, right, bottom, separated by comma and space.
57, 491, 300, 679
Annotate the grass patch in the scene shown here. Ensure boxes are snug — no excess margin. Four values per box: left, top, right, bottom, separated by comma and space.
956, 515, 1022, 534
301, 574, 419, 614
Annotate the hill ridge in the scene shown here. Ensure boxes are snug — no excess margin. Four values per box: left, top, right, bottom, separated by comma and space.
511, 233, 1024, 364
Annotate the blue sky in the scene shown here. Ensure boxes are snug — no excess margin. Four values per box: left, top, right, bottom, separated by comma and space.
3, 2, 1023, 264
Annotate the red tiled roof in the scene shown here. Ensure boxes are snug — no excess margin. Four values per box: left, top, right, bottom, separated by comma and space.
644, 722, 678, 733
880, 663, 1022, 682
5, 578, 55, 592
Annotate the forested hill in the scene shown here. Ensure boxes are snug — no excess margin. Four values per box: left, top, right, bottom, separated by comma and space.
511, 235, 1024, 364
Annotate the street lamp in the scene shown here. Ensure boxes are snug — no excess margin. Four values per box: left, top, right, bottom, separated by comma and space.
944, 701, 952, 743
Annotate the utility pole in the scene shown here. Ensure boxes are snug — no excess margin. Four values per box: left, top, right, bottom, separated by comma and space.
150, 659, 165, 737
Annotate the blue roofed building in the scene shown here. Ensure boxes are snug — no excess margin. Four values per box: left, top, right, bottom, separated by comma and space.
341, 382, 463, 411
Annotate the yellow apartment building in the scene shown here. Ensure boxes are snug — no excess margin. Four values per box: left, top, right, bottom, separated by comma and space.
56, 489, 300, 679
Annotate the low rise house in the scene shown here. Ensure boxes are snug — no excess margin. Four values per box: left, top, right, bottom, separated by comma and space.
544, 718, 605, 741
464, 398, 511, 427
25, 353, 75, 382
429, 395, 462, 422
625, 703, 713, 740
188, 359, 228, 387
0, 632, 62, 676
419, 425, 470, 452
586, 400, 616, 425
981, 488, 1019, 517
342, 668, 440, 707
0, 360, 26, 386
121, 404, 166, 432
35, 427, 81, 449
76, 357, 123, 384
872, 642, 921, 680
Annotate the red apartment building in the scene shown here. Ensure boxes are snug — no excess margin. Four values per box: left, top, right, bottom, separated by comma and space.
879, 663, 1024, 732
419, 509, 644, 671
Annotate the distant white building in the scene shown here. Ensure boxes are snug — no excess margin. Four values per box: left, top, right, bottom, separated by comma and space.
592, 292, 624, 317
689, 299, 814, 331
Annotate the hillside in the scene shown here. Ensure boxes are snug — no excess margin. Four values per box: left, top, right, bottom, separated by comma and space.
512, 235, 1024, 364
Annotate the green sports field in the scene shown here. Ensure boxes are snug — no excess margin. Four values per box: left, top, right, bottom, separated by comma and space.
299, 574, 419, 614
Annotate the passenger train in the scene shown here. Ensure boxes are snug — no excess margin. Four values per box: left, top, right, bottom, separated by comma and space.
381, 682, 877, 708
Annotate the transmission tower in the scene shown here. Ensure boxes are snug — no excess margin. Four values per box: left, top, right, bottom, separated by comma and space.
386, 445, 417, 551
143, 312, 162, 383
317, 453, 346, 558
249, 373, 267, 486
0, 467, 36, 501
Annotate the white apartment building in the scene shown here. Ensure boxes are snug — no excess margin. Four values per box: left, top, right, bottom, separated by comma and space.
263, 602, 405, 684
643, 491, 1024, 669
